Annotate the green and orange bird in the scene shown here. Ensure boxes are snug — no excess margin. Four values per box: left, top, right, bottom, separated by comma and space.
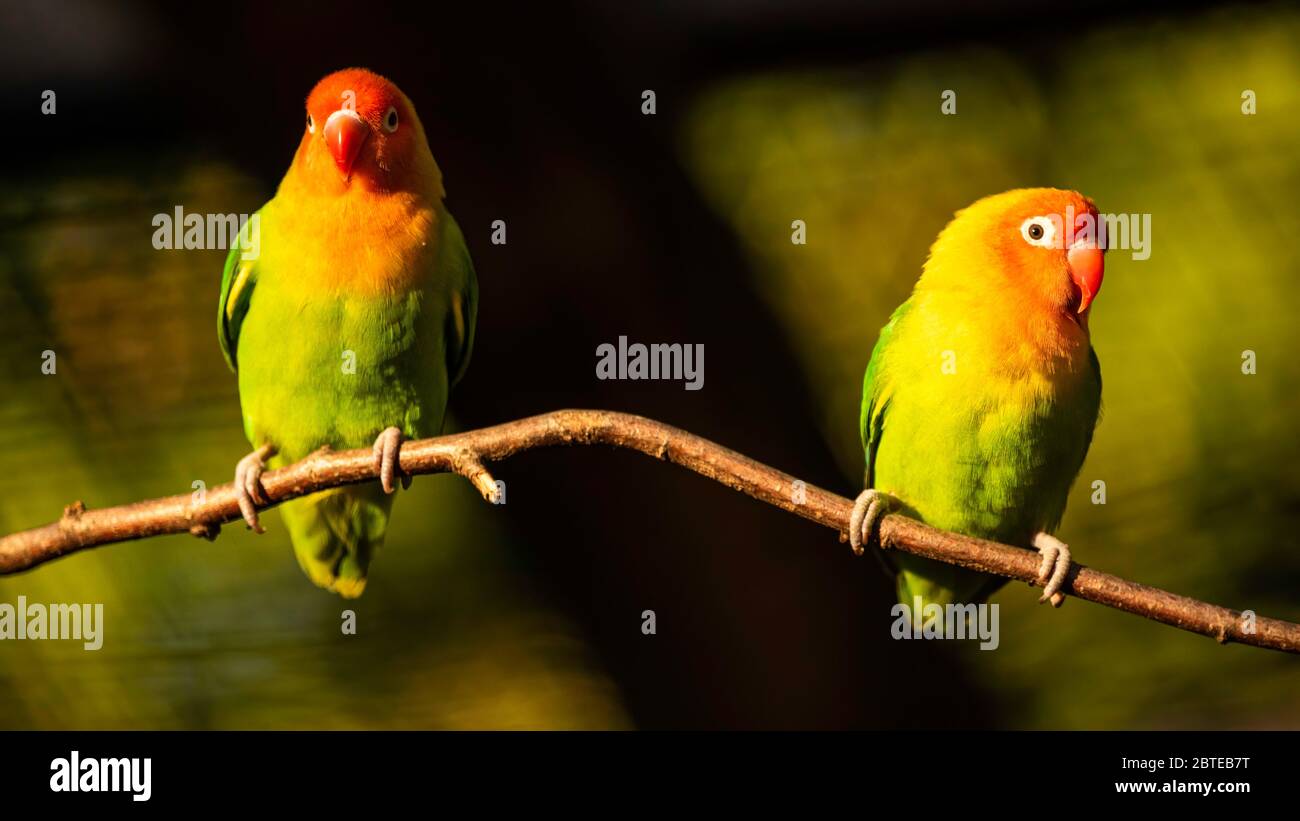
218, 68, 477, 597
850, 189, 1104, 608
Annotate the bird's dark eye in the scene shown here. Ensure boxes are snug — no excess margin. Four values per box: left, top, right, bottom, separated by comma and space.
1021, 216, 1056, 246
306, 113, 315, 133
383, 106, 399, 133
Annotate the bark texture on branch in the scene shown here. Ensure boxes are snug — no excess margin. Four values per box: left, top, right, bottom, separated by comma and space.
1, 409, 1296, 654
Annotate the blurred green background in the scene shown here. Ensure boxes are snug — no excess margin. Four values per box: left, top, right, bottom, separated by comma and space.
1, 0, 1297, 728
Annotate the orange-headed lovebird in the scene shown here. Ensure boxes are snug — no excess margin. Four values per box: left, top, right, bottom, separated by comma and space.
850, 188, 1105, 609
218, 68, 477, 597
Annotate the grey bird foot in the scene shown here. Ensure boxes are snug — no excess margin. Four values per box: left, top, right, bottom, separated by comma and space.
234, 443, 275, 533
373, 426, 411, 494
1031, 531, 1072, 607
849, 488, 894, 555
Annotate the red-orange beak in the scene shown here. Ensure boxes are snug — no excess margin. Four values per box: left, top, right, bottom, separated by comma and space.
1067, 238, 1105, 314
323, 109, 368, 179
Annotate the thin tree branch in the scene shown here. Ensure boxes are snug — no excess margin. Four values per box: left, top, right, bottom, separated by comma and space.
1, 409, 1295, 654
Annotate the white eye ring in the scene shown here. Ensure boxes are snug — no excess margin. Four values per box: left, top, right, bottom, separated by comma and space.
1020, 216, 1057, 248
383, 106, 399, 133
306, 112, 315, 134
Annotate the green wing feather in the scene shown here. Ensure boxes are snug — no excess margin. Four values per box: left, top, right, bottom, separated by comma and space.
858, 299, 912, 586
217, 211, 261, 372
860, 298, 911, 490
439, 210, 477, 391
1081, 346, 1103, 460
860, 297, 992, 607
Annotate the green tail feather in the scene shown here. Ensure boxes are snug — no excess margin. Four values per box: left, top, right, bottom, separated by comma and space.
278, 485, 394, 598
894, 555, 1006, 609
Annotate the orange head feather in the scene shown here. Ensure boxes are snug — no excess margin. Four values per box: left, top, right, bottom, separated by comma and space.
284, 68, 443, 199
922, 188, 1106, 323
